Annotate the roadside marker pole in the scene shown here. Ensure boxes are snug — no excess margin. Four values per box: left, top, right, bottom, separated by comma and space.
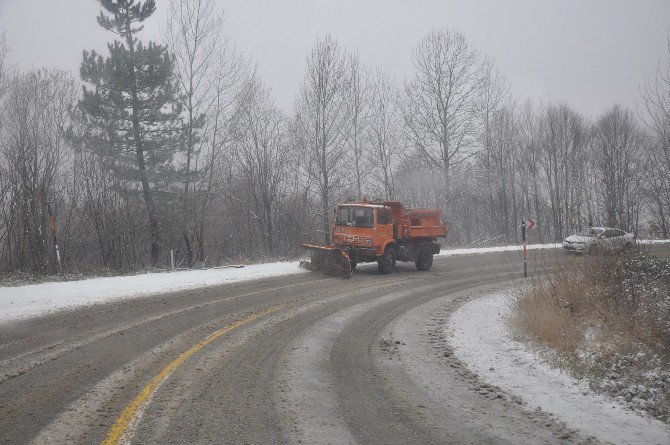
47, 201, 62, 274
521, 218, 535, 278
522, 221, 527, 278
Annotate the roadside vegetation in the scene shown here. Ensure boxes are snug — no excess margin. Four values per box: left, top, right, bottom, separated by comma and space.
513, 249, 670, 422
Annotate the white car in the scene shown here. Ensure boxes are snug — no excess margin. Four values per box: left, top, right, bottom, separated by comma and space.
562, 227, 635, 254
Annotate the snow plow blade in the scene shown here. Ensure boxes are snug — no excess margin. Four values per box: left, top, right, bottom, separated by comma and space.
300, 243, 353, 279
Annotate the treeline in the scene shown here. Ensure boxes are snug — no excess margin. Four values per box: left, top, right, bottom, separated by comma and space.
0, 0, 669, 275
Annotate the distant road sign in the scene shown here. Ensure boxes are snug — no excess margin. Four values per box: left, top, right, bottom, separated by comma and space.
527, 218, 536, 230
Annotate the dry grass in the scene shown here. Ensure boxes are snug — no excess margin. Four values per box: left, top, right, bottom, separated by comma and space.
512, 249, 670, 422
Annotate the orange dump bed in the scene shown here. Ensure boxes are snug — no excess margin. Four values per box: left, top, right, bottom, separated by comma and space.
405, 208, 447, 239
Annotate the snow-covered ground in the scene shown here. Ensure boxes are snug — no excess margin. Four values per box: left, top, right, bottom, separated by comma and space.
438, 242, 562, 256
0, 242, 562, 323
438, 238, 669, 256
447, 290, 670, 445
1, 240, 667, 324
0, 261, 307, 323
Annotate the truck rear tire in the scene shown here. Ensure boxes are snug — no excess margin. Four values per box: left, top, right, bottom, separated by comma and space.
378, 247, 395, 275
415, 247, 433, 271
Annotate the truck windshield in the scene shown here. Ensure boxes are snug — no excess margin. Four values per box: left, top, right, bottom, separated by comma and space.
336, 206, 374, 228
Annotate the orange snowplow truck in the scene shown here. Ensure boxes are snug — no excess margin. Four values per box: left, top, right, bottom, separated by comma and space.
301, 199, 447, 278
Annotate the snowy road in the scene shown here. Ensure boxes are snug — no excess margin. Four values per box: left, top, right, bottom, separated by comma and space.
1, 245, 669, 444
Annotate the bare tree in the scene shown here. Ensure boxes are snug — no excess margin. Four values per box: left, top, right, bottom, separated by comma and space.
233, 76, 289, 255
194, 47, 250, 262
593, 105, 644, 230
641, 38, 670, 238
644, 141, 670, 237
347, 54, 369, 198
477, 59, 512, 236
489, 105, 519, 240
0, 32, 10, 211
367, 69, 400, 199
295, 35, 352, 243
164, 0, 224, 267
517, 100, 546, 242
402, 29, 484, 213
642, 38, 670, 170
0, 31, 9, 101
538, 104, 589, 240
0, 70, 77, 273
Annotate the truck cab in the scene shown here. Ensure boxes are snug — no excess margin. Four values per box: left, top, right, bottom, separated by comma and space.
332, 204, 391, 256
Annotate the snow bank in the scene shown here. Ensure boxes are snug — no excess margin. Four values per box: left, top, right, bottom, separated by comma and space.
0, 261, 307, 323
438, 238, 669, 257
438, 243, 562, 256
447, 291, 670, 445
1, 239, 667, 324
639, 239, 670, 245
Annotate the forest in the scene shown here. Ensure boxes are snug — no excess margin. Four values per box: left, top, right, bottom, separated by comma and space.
0, 0, 669, 275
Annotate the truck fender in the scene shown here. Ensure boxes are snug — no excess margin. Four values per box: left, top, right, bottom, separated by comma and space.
379, 241, 397, 256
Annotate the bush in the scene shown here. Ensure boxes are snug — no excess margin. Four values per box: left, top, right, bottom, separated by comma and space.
512, 250, 670, 422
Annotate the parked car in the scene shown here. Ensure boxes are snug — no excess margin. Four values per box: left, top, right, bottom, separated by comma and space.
562, 227, 635, 254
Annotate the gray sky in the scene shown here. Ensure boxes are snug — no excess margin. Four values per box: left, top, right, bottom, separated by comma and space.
1, 0, 668, 118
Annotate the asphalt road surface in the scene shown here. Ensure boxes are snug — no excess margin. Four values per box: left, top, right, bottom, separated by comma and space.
1, 246, 668, 444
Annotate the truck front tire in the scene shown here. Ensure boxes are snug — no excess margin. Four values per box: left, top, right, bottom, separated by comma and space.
415, 247, 433, 271
378, 247, 395, 275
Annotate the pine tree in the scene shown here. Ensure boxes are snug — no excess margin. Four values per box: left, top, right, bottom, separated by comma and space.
78, 0, 181, 266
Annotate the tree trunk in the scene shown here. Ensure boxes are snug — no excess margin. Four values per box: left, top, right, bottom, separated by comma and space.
266, 201, 274, 255
125, 25, 160, 266
182, 230, 193, 267
322, 189, 330, 245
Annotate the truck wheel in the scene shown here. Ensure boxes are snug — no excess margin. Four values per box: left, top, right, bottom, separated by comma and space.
415, 247, 433, 271
378, 247, 395, 275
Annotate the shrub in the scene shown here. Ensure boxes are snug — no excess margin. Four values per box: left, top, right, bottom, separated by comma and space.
512, 250, 670, 422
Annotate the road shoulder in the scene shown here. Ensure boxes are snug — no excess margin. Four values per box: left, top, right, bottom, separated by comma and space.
447, 286, 670, 445
378, 282, 579, 444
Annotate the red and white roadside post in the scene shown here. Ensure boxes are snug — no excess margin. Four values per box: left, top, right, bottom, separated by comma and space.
47, 201, 63, 274
521, 218, 536, 278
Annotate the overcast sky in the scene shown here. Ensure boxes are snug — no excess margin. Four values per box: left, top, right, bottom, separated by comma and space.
1, 0, 669, 118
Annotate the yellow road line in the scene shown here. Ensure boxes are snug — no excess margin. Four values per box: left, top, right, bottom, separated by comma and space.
101, 265, 515, 444
101, 304, 281, 445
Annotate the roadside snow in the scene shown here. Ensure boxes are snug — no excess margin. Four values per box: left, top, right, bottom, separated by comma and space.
639, 239, 670, 245
1, 239, 667, 324
0, 261, 307, 323
447, 291, 670, 445
437, 238, 670, 257
437, 243, 562, 256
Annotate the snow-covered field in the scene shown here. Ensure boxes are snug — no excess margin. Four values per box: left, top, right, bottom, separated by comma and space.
447, 290, 670, 445
0, 261, 307, 323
